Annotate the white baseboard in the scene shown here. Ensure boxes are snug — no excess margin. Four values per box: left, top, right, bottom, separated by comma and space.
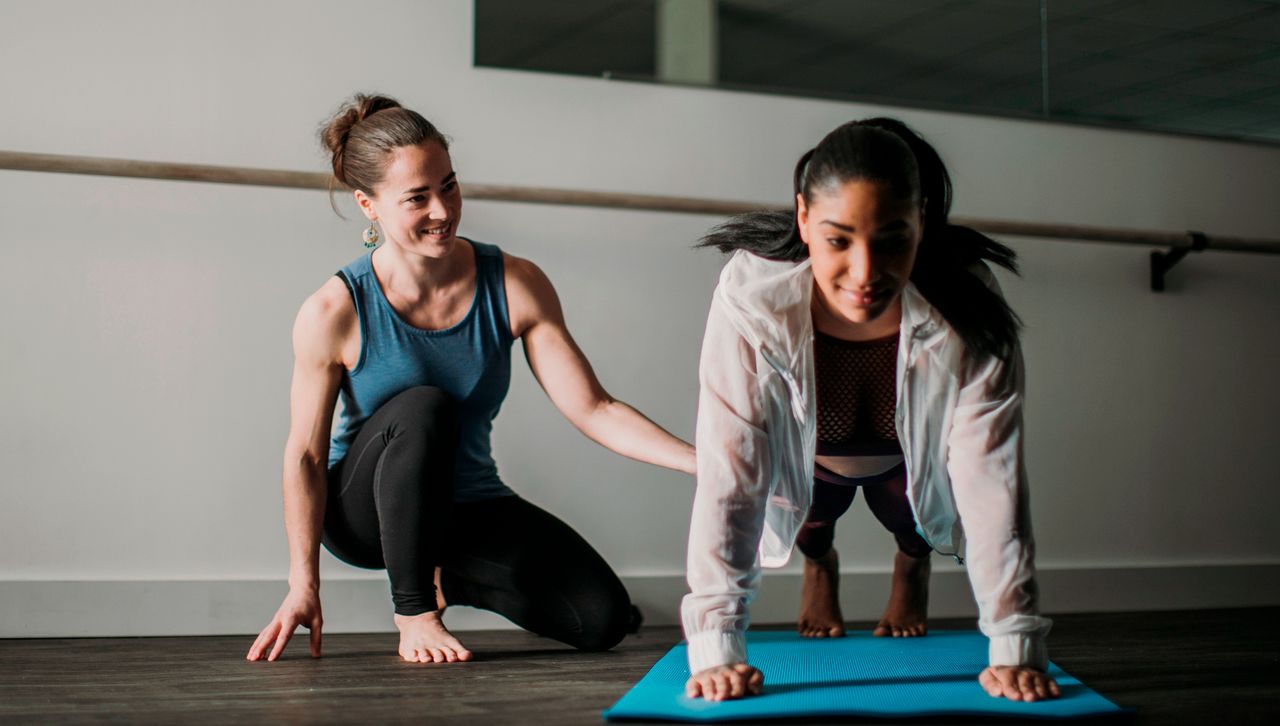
3, 563, 1277, 638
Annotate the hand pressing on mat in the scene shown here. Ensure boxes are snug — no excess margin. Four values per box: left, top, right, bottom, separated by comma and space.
686, 663, 765, 701
979, 666, 1061, 702
247, 585, 323, 662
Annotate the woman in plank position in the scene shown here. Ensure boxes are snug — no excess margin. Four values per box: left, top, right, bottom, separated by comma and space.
682, 118, 1059, 702
247, 94, 695, 664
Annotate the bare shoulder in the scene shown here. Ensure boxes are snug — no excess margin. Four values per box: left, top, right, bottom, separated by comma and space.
503, 252, 561, 336
293, 276, 356, 362
503, 252, 554, 294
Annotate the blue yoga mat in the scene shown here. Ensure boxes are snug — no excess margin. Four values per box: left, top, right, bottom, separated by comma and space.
604, 631, 1129, 722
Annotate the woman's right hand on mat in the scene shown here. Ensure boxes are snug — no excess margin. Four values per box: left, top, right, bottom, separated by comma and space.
978, 665, 1061, 702
246, 586, 323, 662
686, 663, 765, 701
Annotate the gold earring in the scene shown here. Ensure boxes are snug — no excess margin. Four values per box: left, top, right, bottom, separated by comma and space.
362, 221, 380, 248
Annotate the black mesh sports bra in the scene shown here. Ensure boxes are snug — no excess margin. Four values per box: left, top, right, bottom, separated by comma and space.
814, 329, 902, 458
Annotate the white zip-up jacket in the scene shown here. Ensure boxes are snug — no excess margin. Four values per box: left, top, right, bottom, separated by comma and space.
681, 250, 1051, 675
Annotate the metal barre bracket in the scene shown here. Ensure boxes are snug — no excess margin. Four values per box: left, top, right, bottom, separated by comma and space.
1151, 231, 1209, 292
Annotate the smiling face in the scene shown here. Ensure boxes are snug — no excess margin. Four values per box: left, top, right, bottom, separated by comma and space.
798, 178, 922, 334
354, 141, 461, 259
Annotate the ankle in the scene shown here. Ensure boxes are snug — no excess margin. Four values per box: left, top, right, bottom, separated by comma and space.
395, 609, 444, 624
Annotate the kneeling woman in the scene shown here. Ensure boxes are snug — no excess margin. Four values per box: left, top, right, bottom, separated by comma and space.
248, 94, 695, 664
682, 119, 1058, 702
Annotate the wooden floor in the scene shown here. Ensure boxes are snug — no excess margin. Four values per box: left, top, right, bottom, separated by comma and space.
1, 608, 1277, 724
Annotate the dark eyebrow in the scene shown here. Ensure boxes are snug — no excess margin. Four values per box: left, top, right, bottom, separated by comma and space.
819, 219, 909, 235
874, 220, 909, 235
819, 220, 855, 232
401, 171, 458, 196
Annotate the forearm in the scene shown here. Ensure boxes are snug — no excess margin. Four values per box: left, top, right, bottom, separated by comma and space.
946, 347, 1052, 667
962, 519, 1052, 668
282, 454, 328, 590
682, 481, 763, 672
683, 343, 772, 672
950, 462, 1052, 667
577, 399, 696, 475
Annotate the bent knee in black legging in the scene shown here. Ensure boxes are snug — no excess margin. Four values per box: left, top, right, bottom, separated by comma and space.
498, 557, 631, 652
568, 583, 631, 652
322, 385, 460, 612
438, 496, 634, 652
379, 386, 459, 441
894, 531, 932, 559
796, 521, 837, 560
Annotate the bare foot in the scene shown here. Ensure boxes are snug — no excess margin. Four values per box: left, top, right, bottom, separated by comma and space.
394, 610, 472, 663
798, 548, 846, 638
393, 569, 470, 663
874, 550, 931, 637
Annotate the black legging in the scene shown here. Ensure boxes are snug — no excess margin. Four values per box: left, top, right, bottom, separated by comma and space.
795, 464, 933, 560
321, 386, 632, 651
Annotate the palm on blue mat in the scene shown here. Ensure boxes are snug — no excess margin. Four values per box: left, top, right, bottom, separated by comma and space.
603, 631, 1128, 722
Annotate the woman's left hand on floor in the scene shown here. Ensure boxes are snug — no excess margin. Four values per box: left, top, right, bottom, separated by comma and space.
978, 665, 1061, 702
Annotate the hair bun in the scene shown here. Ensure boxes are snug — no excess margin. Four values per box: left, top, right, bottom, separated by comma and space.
317, 93, 447, 197
320, 94, 402, 187
354, 94, 402, 122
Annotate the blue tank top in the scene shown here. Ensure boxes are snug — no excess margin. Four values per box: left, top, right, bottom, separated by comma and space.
328, 240, 515, 502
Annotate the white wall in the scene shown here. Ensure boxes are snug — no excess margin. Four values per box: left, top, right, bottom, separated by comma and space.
2, 0, 1278, 636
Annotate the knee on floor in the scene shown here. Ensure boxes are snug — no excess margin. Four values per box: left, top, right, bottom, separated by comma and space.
571, 594, 633, 652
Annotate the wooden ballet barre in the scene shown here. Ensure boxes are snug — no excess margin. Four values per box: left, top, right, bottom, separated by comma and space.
2, 150, 1278, 257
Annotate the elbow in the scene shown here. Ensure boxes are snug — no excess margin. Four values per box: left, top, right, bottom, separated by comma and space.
571, 395, 619, 437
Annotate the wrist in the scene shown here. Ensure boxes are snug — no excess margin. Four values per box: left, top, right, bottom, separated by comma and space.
288, 575, 320, 594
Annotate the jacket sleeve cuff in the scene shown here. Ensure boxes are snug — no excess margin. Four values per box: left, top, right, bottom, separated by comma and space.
686, 629, 747, 674
988, 631, 1049, 671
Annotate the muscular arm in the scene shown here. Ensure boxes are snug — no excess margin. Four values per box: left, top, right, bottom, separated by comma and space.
281, 280, 350, 589
247, 278, 351, 662
504, 254, 695, 475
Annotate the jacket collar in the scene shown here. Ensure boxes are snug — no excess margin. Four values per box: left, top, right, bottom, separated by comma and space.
900, 279, 947, 344
714, 251, 812, 373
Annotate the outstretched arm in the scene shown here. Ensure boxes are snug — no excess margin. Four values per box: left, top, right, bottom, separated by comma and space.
505, 254, 695, 475
247, 278, 349, 662
681, 299, 773, 700
948, 343, 1057, 701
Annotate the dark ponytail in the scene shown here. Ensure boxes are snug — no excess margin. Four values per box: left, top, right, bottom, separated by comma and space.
698, 147, 814, 263
698, 118, 1022, 363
